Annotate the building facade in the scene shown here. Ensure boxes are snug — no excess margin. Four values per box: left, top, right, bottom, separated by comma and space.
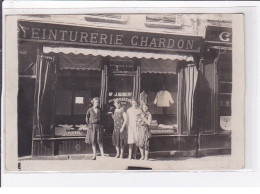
17, 14, 232, 158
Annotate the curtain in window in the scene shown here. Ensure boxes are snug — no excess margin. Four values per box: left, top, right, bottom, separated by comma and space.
193, 69, 211, 133
181, 64, 198, 134
33, 53, 57, 140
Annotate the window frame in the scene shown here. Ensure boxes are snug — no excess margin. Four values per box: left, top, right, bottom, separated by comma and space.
145, 14, 183, 29
84, 14, 127, 24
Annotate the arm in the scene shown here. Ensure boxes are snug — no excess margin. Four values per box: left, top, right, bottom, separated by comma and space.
141, 113, 152, 126
168, 92, 174, 104
120, 112, 127, 133
85, 109, 90, 125
154, 93, 158, 105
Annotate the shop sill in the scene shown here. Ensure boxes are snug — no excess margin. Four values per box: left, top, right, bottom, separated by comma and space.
145, 22, 182, 29
219, 93, 231, 95
19, 75, 36, 79
220, 81, 232, 84
84, 16, 127, 24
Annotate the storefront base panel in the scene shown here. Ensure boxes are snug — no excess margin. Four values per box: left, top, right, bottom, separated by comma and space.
32, 137, 115, 157
199, 133, 231, 149
32, 140, 55, 156
31, 133, 231, 158
54, 139, 92, 155
149, 136, 198, 152
149, 148, 230, 159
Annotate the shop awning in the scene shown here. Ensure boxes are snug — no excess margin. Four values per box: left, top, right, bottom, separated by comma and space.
140, 58, 178, 74
59, 53, 102, 71
43, 46, 194, 61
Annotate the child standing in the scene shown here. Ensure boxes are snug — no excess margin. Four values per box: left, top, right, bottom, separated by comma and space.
85, 97, 104, 160
136, 104, 152, 160
112, 99, 127, 158
126, 98, 142, 159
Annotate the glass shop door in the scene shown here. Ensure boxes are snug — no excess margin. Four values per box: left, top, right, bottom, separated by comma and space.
106, 75, 135, 112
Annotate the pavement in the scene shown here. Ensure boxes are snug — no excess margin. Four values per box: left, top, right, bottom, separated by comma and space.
17, 154, 235, 171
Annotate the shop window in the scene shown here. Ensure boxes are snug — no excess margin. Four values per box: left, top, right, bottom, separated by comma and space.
18, 41, 37, 77
84, 14, 127, 24
145, 14, 182, 29
218, 52, 232, 132
55, 70, 101, 128
140, 74, 178, 133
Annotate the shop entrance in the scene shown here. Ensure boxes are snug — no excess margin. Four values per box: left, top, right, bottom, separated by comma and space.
102, 57, 140, 111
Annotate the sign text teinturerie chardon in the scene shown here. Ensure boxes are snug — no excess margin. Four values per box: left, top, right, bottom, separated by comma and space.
18, 20, 203, 53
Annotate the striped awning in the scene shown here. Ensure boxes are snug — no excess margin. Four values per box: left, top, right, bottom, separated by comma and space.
59, 53, 102, 71
140, 58, 178, 74
43, 46, 193, 73
43, 46, 194, 61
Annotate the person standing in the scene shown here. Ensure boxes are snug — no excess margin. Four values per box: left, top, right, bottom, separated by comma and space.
112, 99, 127, 158
136, 104, 152, 160
126, 98, 142, 159
85, 97, 105, 160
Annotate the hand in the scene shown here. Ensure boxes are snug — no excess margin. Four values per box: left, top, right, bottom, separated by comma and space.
140, 114, 145, 119
120, 127, 124, 133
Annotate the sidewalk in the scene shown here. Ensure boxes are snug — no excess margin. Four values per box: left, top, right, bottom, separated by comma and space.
18, 154, 233, 171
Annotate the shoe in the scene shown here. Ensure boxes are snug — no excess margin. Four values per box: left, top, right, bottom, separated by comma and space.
115, 155, 119, 158
91, 156, 96, 160
144, 158, 148, 160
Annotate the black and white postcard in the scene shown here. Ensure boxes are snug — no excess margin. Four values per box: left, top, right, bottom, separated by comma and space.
3, 12, 244, 171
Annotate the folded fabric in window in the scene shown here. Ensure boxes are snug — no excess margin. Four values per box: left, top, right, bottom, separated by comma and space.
75, 124, 89, 131
58, 124, 73, 128
158, 124, 177, 129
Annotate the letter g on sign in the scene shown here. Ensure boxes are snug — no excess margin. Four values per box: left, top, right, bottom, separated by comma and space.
219, 32, 231, 42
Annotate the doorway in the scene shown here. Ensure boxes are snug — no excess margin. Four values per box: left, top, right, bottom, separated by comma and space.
106, 74, 136, 112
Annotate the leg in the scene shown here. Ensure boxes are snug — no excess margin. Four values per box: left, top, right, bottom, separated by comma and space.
133, 144, 137, 159
144, 141, 149, 160
139, 147, 144, 160
98, 142, 104, 156
115, 146, 120, 158
120, 145, 124, 158
92, 143, 97, 160
144, 148, 149, 160
128, 144, 133, 159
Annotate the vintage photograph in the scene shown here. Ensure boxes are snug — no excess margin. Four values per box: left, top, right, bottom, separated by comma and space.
5, 13, 244, 171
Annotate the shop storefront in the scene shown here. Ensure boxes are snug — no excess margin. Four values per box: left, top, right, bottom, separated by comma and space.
18, 20, 230, 158
195, 25, 232, 156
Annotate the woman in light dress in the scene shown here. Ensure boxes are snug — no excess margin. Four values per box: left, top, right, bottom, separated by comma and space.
126, 98, 142, 159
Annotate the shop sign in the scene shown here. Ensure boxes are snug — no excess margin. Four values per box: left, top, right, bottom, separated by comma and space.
108, 58, 136, 72
205, 26, 232, 44
108, 92, 133, 103
18, 20, 203, 53
108, 92, 132, 97
108, 92, 133, 107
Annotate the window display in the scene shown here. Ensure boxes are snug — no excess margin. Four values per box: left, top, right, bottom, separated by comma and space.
140, 74, 178, 134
